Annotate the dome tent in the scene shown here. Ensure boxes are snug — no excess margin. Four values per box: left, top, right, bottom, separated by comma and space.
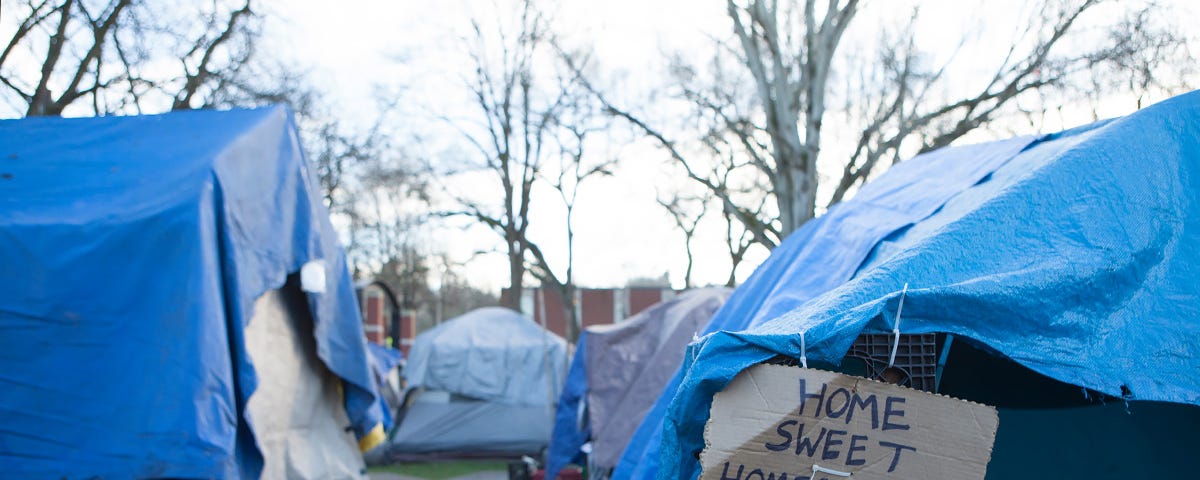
382, 307, 568, 460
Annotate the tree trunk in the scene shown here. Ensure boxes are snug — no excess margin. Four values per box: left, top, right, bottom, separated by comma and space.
562, 284, 579, 343
504, 234, 524, 311
779, 157, 817, 235
772, 135, 817, 237
683, 240, 695, 289
28, 87, 55, 116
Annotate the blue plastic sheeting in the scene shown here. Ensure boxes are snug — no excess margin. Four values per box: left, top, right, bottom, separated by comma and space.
367, 343, 403, 376
645, 92, 1200, 480
0, 107, 381, 479
614, 132, 1037, 480
548, 289, 730, 480
367, 343, 404, 431
547, 289, 728, 479
545, 333, 590, 478
404, 307, 568, 407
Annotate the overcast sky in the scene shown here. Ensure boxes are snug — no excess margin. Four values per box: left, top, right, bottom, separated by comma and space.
260, 0, 748, 292
261, 0, 1198, 292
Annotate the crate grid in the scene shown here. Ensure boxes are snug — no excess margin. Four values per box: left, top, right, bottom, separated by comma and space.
845, 333, 939, 392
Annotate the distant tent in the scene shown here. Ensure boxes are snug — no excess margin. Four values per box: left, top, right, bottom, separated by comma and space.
381, 307, 568, 460
620, 91, 1200, 480
0, 107, 383, 479
545, 288, 730, 479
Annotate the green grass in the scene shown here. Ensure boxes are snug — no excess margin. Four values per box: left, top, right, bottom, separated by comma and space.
367, 461, 509, 479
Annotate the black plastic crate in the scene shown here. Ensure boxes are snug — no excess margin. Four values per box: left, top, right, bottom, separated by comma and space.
844, 333, 939, 392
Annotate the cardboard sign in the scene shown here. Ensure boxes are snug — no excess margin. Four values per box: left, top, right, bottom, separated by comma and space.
701, 364, 998, 480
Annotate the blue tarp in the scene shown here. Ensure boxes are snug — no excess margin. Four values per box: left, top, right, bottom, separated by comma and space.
0, 106, 382, 479
547, 333, 590, 477
367, 343, 404, 431
367, 343, 404, 380
620, 91, 1200, 480
615, 133, 1036, 480
547, 289, 729, 480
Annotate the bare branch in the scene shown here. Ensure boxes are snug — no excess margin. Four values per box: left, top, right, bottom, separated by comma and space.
173, 0, 254, 110
0, 0, 57, 78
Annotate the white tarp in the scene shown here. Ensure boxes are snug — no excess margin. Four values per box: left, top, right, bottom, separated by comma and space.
245, 284, 365, 479
404, 307, 568, 407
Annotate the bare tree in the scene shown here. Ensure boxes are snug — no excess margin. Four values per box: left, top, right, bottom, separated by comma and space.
721, 197, 761, 287
430, 253, 500, 329
336, 110, 430, 279
657, 191, 707, 289
572, 0, 1194, 250
0, 0, 258, 117
168, 1, 255, 110
442, 0, 579, 313
525, 92, 615, 341
307, 104, 411, 213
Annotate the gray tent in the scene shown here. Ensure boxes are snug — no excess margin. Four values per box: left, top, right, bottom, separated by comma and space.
382, 307, 568, 460
546, 288, 731, 478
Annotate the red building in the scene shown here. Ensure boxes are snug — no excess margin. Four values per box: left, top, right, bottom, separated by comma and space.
505, 286, 677, 339
358, 282, 416, 356
361, 282, 677, 348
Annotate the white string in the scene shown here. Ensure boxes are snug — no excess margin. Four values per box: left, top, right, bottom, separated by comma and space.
888, 283, 909, 368
691, 331, 701, 363
808, 464, 851, 479
799, 331, 808, 369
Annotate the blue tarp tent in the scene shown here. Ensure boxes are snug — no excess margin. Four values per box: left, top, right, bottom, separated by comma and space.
545, 288, 730, 479
0, 106, 383, 479
617, 91, 1200, 479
